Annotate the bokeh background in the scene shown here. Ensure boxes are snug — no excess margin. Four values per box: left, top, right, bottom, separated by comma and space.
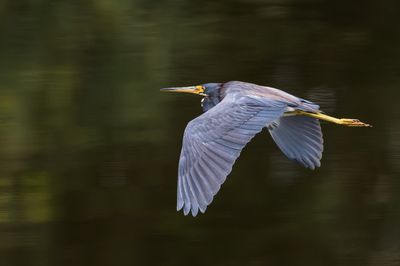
0, 1, 400, 266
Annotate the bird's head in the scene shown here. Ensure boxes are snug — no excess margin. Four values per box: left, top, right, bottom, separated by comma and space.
161, 83, 223, 112
160, 83, 222, 97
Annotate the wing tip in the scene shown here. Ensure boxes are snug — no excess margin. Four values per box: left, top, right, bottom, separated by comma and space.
177, 200, 184, 211
294, 156, 322, 170
177, 202, 208, 217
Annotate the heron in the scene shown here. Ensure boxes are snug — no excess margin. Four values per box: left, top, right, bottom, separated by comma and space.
161, 81, 371, 216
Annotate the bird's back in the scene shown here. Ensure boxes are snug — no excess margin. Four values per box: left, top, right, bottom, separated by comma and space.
221, 81, 320, 113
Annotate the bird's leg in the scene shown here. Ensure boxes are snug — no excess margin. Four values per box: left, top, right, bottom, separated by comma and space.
292, 111, 372, 127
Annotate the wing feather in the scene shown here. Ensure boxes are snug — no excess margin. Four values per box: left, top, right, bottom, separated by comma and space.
177, 94, 287, 216
268, 115, 323, 170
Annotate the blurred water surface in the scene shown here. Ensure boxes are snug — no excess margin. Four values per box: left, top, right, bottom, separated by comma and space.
0, 1, 400, 266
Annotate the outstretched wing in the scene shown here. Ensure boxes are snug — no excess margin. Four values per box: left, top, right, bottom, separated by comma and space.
177, 93, 288, 216
268, 115, 323, 170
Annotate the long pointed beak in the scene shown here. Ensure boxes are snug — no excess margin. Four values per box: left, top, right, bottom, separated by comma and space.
160, 85, 206, 96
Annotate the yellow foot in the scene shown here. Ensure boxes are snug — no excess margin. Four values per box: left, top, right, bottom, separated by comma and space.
339, 118, 372, 127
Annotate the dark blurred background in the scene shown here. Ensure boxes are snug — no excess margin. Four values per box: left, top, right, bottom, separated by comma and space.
0, 1, 399, 266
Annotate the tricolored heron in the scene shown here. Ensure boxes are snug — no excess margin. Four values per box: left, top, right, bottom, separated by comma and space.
161, 81, 371, 216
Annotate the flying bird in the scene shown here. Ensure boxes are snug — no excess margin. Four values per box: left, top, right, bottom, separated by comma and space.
161, 81, 371, 216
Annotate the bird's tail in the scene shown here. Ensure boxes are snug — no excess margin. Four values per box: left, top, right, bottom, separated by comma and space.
296, 98, 320, 113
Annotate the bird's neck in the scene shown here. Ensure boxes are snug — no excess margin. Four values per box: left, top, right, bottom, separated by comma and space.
201, 96, 220, 112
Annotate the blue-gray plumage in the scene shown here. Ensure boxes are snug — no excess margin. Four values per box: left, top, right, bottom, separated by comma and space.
161, 81, 371, 216
269, 116, 323, 169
